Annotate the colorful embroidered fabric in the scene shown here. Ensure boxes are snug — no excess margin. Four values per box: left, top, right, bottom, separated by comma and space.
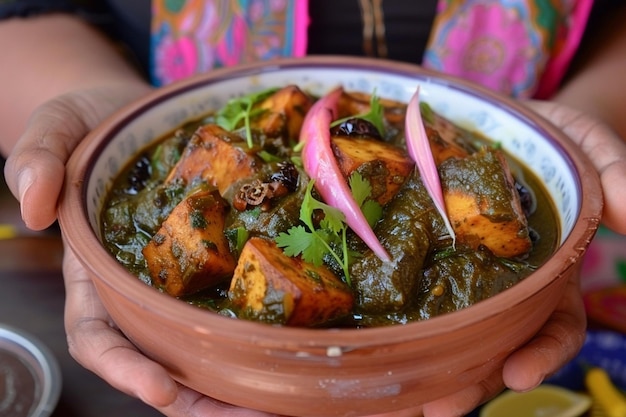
151, 1, 594, 97
422, 0, 594, 98
151, 0, 309, 86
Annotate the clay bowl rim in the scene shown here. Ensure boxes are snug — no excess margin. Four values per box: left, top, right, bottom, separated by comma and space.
58, 55, 603, 349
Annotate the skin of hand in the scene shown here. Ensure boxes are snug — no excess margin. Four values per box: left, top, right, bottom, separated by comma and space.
25, 97, 626, 417
3, 9, 626, 417
57, 99, 626, 417
553, 4, 626, 143
62, 248, 277, 417
0, 13, 152, 229
421, 98, 626, 417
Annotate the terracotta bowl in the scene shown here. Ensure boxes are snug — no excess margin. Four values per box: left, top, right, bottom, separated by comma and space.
57, 56, 603, 416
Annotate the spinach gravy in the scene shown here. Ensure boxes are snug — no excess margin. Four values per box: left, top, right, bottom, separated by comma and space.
101, 85, 559, 328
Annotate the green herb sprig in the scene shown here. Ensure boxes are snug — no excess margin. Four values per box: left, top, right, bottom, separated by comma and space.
330, 90, 385, 137
275, 172, 382, 286
216, 87, 279, 148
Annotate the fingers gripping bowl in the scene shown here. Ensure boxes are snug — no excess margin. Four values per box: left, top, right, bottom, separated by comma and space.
57, 57, 602, 416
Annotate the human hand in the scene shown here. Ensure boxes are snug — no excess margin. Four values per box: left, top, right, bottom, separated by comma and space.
525, 100, 626, 234
3, 86, 281, 416
62, 246, 280, 417
416, 100, 626, 417
3, 83, 151, 231
418, 270, 585, 417
12, 92, 624, 417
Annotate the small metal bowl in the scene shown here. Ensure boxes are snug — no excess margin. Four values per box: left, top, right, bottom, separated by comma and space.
0, 324, 61, 417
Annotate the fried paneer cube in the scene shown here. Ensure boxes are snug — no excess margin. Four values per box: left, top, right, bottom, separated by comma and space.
440, 148, 532, 258
165, 124, 259, 194
254, 85, 314, 140
332, 137, 414, 206
337, 90, 407, 125
425, 125, 470, 165
143, 188, 236, 296
229, 237, 354, 326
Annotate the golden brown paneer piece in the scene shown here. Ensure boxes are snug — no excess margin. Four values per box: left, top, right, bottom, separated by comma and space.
254, 85, 314, 140
229, 237, 354, 327
440, 148, 532, 258
165, 124, 259, 195
143, 188, 236, 296
337, 90, 406, 125
332, 136, 414, 206
422, 109, 483, 163
426, 125, 469, 165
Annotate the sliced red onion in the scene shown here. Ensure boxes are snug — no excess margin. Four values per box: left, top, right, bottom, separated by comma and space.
300, 87, 390, 262
405, 86, 456, 244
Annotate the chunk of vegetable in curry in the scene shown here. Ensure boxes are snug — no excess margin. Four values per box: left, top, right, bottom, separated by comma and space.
229, 237, 354, 326
142, 187, 235, 296
101, 85, 559, 328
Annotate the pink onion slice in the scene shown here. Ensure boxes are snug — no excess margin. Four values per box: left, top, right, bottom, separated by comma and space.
405, 86, 456, 244
300, 87, 390, 262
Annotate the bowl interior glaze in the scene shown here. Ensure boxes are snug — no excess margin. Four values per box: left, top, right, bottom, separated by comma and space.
58, 56, 603, 417
85, 60, 579, 243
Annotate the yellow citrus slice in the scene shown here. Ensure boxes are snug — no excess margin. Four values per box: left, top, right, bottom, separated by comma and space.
480, 384, 592, 417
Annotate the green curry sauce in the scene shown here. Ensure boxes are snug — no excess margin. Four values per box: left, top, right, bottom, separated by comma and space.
101, 88, 559, 328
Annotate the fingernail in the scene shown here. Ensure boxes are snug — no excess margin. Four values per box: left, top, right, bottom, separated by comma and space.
17, 169, 35, 222
17, 168, 35, 203
517, 377, 544, 393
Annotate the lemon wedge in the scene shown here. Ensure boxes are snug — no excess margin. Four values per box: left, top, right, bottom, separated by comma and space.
480, 384, 592, 417
0, 224, 17, 240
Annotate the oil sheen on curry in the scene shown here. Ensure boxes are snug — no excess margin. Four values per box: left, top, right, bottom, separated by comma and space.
101, 85, 559, 328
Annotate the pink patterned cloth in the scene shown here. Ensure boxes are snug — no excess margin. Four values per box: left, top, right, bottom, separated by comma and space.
151, 0, 593, 98
151, 0, 309, 86
422, 0, 594, 98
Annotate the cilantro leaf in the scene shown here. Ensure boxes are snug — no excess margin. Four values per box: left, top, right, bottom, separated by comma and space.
331, 90, 385, 137
361, 92, 385, 137
216, 87, 279, 148
349, 171, 383, 228
361, 200, 383, 228
419, 101, 434, 125
349, 171, 372, 207
275, 173, 383, 287
276, 180, 351, 283
277, 226, 317, 257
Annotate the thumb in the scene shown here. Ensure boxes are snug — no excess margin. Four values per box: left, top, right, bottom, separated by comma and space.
4, 83, 152, 230
6, 149, 66, 231
525, 100, 626, 234
4, 102, 91, 230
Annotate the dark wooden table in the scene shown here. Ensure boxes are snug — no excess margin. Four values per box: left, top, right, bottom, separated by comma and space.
1, 165, 161, 416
